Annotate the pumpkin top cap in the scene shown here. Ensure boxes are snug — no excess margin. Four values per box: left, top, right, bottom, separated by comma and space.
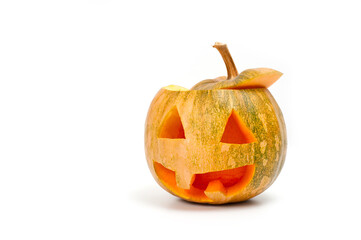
189, 42, 282, 91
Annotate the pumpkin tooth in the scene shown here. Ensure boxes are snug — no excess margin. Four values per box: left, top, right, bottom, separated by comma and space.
175, 170, 195, 190
204, 180, 228, 203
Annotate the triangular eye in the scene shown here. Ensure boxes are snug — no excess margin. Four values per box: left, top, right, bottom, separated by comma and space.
221, 110, 256, 144
158, 107, 185, 139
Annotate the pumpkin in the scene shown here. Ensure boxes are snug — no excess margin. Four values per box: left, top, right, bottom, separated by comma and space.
145, 43, 287, 204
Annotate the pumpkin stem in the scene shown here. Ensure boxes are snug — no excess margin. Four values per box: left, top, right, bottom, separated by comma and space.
213, 42, 239, 80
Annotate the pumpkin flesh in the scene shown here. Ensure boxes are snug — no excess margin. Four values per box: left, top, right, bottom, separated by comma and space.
154, 162, 255, 203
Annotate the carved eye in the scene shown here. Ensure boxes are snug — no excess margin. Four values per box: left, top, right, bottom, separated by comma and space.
221, 110, 256, 144
158, 107, 185, 139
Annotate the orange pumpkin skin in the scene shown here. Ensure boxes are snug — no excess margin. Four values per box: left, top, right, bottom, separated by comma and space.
145, 87, 287, 204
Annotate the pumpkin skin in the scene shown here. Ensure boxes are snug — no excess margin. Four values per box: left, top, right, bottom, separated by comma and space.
144, 43, 287, 204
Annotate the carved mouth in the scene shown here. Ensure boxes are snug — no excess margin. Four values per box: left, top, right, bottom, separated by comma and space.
153, 162, 255, 203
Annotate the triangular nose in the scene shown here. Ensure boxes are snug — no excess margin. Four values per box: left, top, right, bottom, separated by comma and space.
158, 107, 185, 139
221, 109, 256, 144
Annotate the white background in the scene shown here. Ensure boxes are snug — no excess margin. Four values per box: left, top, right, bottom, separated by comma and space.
1, 0, 360, 239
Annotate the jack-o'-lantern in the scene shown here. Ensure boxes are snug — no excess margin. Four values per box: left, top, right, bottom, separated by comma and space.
145, 43, 287, 204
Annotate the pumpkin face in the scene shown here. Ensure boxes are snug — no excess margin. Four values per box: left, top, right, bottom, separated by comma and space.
145, 43, 287, 204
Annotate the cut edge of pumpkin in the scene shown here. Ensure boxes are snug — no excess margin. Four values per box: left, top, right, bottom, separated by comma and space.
153, 162, 255, 203
222, 69, 283, 90
163, 85, 189, 91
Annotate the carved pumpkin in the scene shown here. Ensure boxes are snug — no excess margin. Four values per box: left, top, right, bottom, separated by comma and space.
145, 43, 287, 204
